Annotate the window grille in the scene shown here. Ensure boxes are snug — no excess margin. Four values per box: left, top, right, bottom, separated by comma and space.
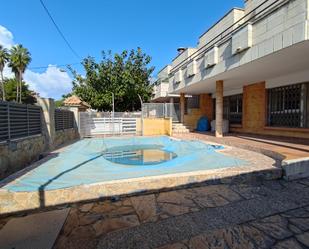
224, 94, 243, 125
267, 83, 308, 128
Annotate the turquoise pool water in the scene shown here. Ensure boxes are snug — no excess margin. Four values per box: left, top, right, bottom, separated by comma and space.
3, 136, 247, 192
102, 145, 177, 166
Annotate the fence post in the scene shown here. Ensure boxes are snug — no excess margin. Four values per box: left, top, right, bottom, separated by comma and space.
37, 97, 56, 150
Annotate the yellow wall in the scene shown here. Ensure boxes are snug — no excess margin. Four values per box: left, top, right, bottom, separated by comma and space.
184, 109, 203, 130
136, 118, 172, 136
183, 93, 213, 130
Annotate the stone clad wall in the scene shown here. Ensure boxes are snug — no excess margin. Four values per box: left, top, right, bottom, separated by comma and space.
54, 128, 79, 149
0, 98, 80, 181
0, 135, 46, 180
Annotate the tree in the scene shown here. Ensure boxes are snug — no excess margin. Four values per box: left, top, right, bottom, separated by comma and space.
9, 44, 32, 103
0, 45, 9, 101
3, 78, 36, 104
70, 48, 154, 111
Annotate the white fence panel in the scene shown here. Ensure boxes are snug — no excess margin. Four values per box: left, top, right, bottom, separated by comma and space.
79, 112, 139, 137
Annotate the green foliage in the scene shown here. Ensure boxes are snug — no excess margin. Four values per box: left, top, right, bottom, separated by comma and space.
70, 48, 154, 111
9, 44, 32, 102
3, 78, 36, 104
0, 45, 10, 100
0, 45, 9, 73
9, 44, 32, 76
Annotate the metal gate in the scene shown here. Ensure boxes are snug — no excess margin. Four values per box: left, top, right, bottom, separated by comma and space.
79, 112, 141, 137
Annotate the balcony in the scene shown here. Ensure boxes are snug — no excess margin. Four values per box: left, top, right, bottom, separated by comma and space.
171, 48, 197, 69
158, 65, 172, 80
232, 23, 253, 54
152, 82, 170, 100
204, 46, 218, 68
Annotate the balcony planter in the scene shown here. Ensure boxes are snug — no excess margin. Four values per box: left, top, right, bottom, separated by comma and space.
204, 46, 219, 68
232, 23, 253, 54
186, 60, 197, 77
174, 70, 183, 84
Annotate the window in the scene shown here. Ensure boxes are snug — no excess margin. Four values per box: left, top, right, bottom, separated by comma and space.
185, 95, 200, 114
267, 83, 309, 128
213, 94, 243, 125
224, 94, 243, 125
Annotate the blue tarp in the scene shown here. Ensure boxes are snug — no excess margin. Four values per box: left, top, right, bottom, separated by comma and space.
196, 116, 210, 132
3, 136, 247, 192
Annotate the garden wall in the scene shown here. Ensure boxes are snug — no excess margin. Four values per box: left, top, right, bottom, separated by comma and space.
0, 98, 79, 180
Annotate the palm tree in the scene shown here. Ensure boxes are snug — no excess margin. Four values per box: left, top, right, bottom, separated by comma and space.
9, 44, 31, 103
0, 45, 9, 101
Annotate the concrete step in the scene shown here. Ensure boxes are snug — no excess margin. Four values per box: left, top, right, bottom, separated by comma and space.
172, 123, 191, 133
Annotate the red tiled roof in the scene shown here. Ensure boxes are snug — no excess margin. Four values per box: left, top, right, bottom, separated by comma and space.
63, 95, 91, 108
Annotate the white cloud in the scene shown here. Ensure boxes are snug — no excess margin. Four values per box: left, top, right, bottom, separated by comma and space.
0, 25, 14, 48
24, 66, 73, 100
0, 25, 73, 100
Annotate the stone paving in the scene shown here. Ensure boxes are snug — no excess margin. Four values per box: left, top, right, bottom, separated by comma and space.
47, 177, 309, 249
174, 132, 309, 161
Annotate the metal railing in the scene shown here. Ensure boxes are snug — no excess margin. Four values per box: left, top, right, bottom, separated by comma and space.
55, 109, 74, 131
169, 0, 288, 75
142, 103, 180, 122
0, 101, 41, 142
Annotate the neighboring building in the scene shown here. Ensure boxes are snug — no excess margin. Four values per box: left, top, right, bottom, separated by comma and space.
63, 95, 90, 112
155, 0, 309, 138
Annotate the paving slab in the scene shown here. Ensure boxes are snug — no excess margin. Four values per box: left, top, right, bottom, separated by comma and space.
0, 208, 69, 249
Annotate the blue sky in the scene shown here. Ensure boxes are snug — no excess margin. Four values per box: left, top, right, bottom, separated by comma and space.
0, 0, 243, 99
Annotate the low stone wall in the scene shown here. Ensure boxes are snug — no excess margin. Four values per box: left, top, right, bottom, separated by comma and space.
0, 135, 46, 180
0, 128, 79, 181
54, 128, 79, 149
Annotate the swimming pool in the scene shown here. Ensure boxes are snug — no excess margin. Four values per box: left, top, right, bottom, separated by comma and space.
3, 136, 247, 192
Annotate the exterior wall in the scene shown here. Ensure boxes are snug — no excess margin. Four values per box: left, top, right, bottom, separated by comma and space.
157, 65, 172, 79
0, 98, 79, 180
242, 82, 266, 132
170, 0, 309, 93
198, 8, 245, 48
184, 109, 203, 130
153, 82, 170, 99
54, 128, 79, 149
184, 94, 213, 130
136, 118, 172, 136
231, 81, 309, 139
200, 93, 213, 121
0, 135, 45, 180
171, 48, 197, 68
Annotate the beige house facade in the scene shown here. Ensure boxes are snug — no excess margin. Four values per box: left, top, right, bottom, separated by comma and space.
152, 0, 309, 138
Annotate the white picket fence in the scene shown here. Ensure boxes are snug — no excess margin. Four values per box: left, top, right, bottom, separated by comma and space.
79, 112, 141, 137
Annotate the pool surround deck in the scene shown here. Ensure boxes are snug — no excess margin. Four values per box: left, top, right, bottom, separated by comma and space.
0, 137, 281, 216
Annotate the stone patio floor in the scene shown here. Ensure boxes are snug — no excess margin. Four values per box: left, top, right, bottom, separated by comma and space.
174, 132, 309, 160
0, 177, 309, 248
50, 177, 309, 248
